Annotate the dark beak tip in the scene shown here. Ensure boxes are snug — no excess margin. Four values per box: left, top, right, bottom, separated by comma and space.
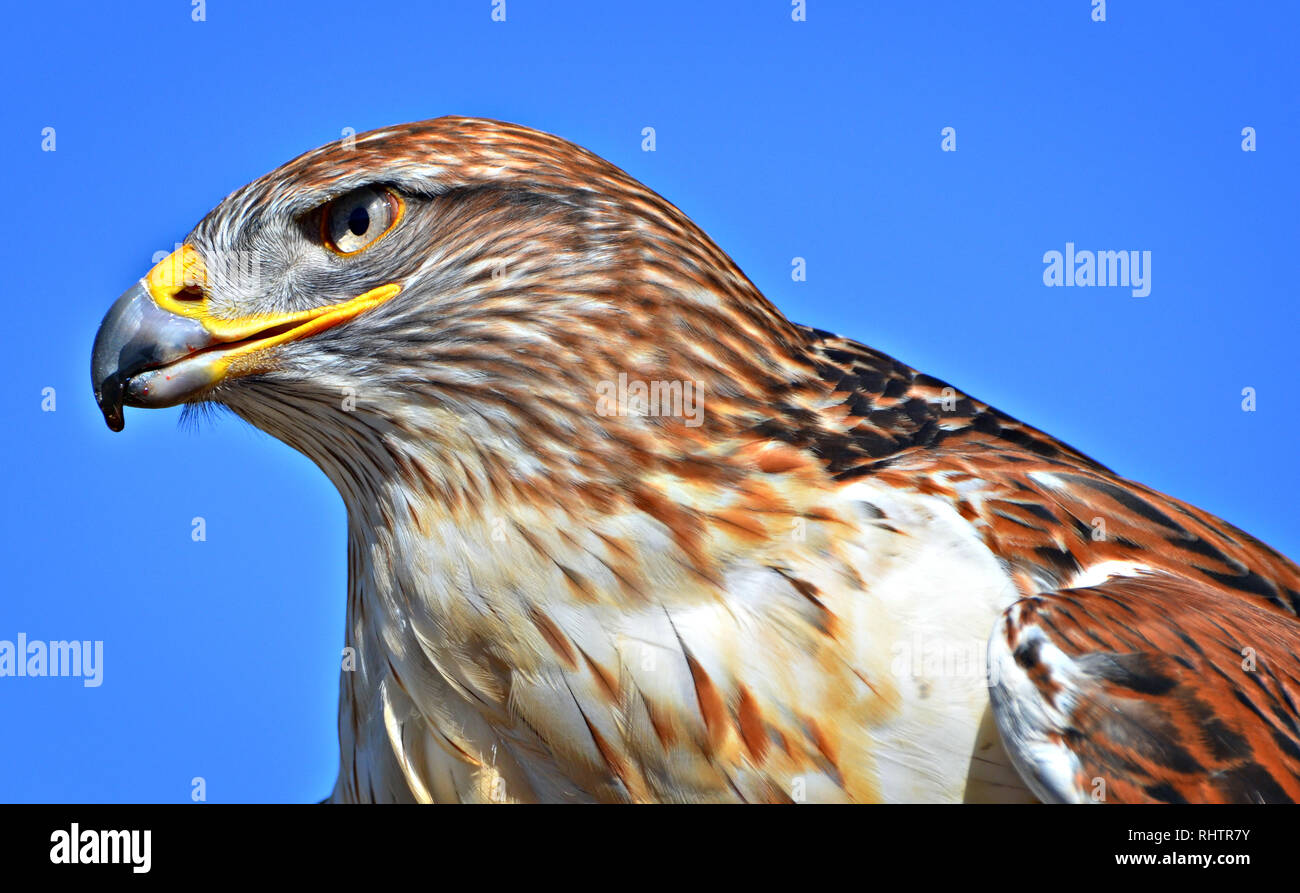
101, 402, 125, 432
91, 362, 127, 433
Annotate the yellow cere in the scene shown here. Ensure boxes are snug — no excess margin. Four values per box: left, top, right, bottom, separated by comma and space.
144, 245, 402, 371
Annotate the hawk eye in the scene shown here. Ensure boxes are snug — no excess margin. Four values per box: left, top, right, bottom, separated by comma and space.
322, 186, 402, 255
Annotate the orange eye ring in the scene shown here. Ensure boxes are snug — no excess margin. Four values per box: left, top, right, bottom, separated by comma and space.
320, 186, 404, 256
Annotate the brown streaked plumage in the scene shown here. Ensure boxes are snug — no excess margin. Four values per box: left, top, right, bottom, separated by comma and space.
91, 117, 1300, 803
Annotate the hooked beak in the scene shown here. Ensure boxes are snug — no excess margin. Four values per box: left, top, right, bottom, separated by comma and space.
91, 245, 400, 431
91, 278, 215, 432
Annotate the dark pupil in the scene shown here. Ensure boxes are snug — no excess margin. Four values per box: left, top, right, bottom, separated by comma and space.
346, 205, 370, 237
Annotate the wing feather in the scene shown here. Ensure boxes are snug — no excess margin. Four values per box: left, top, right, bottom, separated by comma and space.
989, 571, 1300, 803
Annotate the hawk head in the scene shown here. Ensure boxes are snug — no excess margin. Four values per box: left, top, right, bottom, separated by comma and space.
91, 117, 809, 487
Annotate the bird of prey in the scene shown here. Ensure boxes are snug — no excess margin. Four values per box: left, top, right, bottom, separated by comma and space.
92, 117, 1300, 803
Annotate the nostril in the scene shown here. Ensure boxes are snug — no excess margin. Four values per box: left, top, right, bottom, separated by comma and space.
175, 286, 206, 302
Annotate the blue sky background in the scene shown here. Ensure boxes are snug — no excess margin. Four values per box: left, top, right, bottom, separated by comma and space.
2, 1, 1296, 802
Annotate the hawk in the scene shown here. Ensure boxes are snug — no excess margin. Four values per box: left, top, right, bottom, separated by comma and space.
91, 118, 1300, 803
